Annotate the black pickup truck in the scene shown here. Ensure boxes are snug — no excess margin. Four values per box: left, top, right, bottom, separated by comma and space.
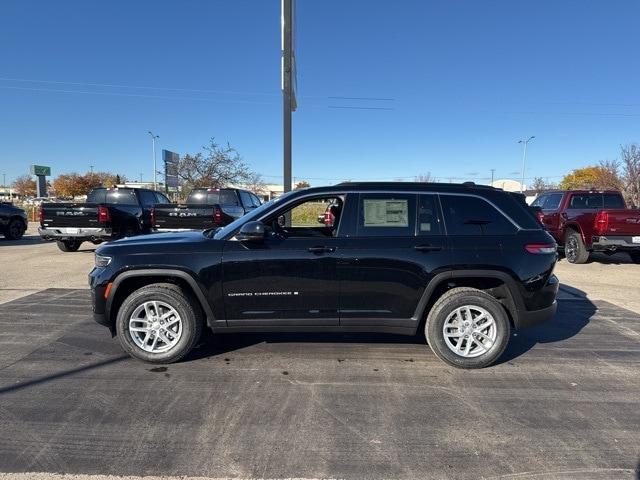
39, 187, 170, 252
90, 181, 559, 369
152, 187, 261, 231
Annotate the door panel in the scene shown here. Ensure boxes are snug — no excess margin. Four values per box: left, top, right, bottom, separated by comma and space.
221, 236, 339, 326
337, 193, 451, 327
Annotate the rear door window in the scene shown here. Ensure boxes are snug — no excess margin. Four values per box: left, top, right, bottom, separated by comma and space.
138, 190, 157, 207
154, 192, 170, 204
357, 193, 416, 237
417, 194, 443, 235
440, 195, 517, 235
239, 191, 254, 208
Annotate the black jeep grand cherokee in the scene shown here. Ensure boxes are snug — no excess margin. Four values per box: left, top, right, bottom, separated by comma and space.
89, 182, 558, 369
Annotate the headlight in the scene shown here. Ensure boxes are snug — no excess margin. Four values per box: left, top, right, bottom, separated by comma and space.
95, 254, 112, 267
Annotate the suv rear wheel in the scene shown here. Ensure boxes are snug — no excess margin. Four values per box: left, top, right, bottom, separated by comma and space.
115, 283, 203, 363
425, 287, 511, 369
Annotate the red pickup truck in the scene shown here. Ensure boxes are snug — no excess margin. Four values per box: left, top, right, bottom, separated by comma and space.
531, 190, 640, 264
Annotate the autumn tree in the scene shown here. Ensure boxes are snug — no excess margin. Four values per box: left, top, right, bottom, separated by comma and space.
294, 180, 310, 189
175, 138, 251, 192
12, 175, 36, 197
52, 172, 127, 198
559, 166, 622, 190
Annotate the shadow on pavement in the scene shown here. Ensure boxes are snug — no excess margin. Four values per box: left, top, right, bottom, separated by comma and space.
498, 287, 596, 364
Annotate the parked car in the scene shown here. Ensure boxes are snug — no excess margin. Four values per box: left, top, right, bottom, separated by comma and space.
152, 187, 261, 231
532, 190, 640, 263
89, 182, 559, 369
0, 202, 28, 240
39, 187, 170, 252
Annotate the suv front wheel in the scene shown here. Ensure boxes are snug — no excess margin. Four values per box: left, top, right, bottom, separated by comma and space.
116, 283, 203, 363
425, 287, 511, 369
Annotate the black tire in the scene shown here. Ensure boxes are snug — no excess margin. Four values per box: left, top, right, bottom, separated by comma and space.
425, 287, 511, 369
629, 251, 640, 264
565, 230, 589, 264
115, 283, 203, 364
56, 239, 82, 252
4, 219, 26, 240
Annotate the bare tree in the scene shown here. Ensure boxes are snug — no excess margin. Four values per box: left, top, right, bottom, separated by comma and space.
414, 172, 434, 183
245, 172, 268, 195
176, 138, 251, 192
531, 177, 558, 193
620, 144, 640, 207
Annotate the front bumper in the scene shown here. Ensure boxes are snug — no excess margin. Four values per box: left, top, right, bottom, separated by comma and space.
39, 226, 112, 240
592, 235, 640, 251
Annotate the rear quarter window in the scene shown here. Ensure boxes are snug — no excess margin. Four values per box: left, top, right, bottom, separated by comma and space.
440, 194, 517, 235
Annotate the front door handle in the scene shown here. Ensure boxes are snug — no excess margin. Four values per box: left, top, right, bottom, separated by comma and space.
414, 244, 442, 252
308, 246, 336, 254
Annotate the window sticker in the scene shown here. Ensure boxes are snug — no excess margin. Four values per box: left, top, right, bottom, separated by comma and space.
363, 199, 409, 227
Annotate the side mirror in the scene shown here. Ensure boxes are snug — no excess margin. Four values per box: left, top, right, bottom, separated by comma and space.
237, 221, 266, 242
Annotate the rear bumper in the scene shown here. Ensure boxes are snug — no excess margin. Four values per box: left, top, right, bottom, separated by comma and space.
516, 301, 557, 329
39, 226, 112, 240
592, 235, 640, 251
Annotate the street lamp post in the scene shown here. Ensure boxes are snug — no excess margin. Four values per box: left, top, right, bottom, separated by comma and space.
518, 136, 535, 193
148, 131, 160, 190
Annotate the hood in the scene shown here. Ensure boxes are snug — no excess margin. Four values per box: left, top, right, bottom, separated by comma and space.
96, 230, 214, 255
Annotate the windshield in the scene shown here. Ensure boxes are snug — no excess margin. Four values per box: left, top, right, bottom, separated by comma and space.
210, 191, 296, 239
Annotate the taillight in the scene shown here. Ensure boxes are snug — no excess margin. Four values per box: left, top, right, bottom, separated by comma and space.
98, 206, 111, 223
525, 243, 557, 254
536, 210, 544, 224
150, 208, 155, 227
594, 211, 609, 235
323, 208, 334, 226
38, 206, 44, 224
213, 206, 222, 225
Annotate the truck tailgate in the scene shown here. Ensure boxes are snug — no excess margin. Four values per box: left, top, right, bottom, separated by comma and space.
154, 203, 245, 230
154, 204, 218, 230
603, 209, 640, 236
41, 203, 100, 228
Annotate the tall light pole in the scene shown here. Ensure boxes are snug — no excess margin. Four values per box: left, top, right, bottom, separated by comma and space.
281, 0, 296, 194
148, 131, 160, 190
490, 169, 495, 185
518, 136, 535, 193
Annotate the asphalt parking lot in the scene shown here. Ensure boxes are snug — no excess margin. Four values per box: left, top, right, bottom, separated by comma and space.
0, 226, 639, 479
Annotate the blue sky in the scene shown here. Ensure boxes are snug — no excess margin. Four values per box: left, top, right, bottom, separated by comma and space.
1, 0, 640, 187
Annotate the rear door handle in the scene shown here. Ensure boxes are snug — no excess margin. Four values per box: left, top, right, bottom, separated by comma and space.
414, 244, 442, 252
308, 246, 336, 254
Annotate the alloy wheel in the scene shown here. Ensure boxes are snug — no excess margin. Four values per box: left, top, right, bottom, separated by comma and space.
442, 305, 497, 358
128, 300, 183, 353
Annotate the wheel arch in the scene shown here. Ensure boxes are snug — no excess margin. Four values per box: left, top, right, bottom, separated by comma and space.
413, 270, 522, 329
563, 223, 585, 243
106, 269, 216, 330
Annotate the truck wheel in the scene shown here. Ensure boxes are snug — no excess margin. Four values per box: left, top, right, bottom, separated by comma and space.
425, 287, 510, 369
629, 251, 640, 264
4, 219, 26, 240
121, 224, 138, 238
565, 230, 589, 264
115, 283, 203, 364
56, 239, 82, 252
